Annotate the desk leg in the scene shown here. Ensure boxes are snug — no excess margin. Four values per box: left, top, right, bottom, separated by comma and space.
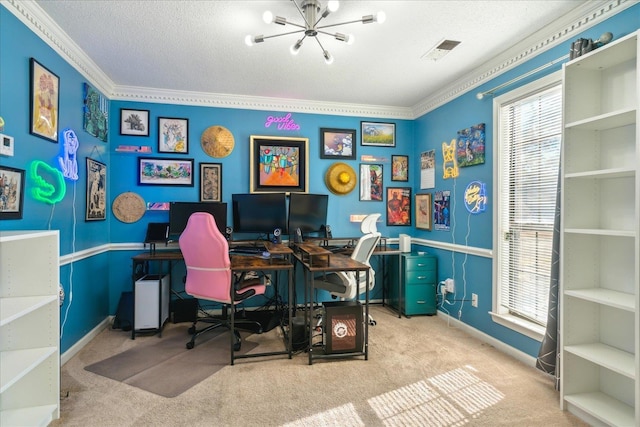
364, 269, 369, 360
288, 268, 293, 359
307, 269, 314, 366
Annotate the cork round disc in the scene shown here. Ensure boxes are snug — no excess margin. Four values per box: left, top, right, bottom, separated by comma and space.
112, 192, 146, 223
201, 125, 235, 158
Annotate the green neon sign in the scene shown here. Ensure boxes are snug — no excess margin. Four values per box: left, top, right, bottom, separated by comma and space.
30, 160, 66, 204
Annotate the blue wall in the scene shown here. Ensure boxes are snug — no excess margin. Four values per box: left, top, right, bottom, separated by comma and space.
1, 3, 638, 357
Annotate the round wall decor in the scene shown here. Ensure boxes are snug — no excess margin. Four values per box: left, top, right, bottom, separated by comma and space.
201, 125, 235, 158
112, 192, 146, 223
325, 162, 357, 195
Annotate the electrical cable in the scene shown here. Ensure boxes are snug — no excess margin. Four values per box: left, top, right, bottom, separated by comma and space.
60, 181, 76, 339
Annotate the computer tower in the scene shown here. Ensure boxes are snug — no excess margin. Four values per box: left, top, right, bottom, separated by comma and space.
323, 301, 363, 354
134, 274, 170, 330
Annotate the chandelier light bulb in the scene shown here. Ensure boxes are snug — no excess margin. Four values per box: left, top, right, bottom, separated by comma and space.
263, 11, 274, 24
291, 40, 303, 55
245, 35, 254, 47
327, 1, 340, 12
323, 50, 334, 65
376, 11, 386, 24
346, 34, 354, 45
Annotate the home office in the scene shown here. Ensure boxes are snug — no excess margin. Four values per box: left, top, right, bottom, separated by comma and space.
1, 1, 639, 426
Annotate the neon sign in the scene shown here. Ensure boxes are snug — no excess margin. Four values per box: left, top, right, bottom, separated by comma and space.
30, 160, 66, 204
58, 128, 79, 181
464, 180, 488, 214
264, 113, 300, 131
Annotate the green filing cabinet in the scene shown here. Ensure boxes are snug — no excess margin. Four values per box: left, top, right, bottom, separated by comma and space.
389, 251, 437, 316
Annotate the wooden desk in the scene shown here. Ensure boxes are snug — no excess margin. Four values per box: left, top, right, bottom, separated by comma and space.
293, 252, 371, 365
130, 248, 295, 365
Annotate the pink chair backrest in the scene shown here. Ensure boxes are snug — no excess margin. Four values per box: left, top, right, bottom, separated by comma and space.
178, 212, 233, 304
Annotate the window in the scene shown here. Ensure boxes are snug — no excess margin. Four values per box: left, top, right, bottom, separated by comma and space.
492, 72, 562, 340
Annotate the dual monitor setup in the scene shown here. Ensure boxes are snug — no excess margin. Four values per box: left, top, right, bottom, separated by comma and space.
167, 193, 330, 243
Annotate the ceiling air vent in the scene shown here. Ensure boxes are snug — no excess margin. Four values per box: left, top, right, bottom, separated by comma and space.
421, 39, 461, 61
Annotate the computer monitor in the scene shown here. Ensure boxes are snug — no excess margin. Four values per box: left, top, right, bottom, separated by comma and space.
231, 193, 287, 235
288, 193, 329, 235
169, 202, 227, 237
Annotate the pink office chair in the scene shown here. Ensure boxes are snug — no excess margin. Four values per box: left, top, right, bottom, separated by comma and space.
179, 212, 266, 355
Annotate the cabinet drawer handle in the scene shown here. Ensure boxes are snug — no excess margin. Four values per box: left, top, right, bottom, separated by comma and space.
416, 300, 425, 304
417, 276, 427, 280
417, 263, 426, 267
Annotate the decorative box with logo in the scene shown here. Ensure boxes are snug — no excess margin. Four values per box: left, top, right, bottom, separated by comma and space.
322, 301, 364, 354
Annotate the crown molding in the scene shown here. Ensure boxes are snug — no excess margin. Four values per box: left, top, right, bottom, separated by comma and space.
5, 0, 634, 120
410, 0, 634, 118
3, 0, 114, 96
111, 85, 415, 119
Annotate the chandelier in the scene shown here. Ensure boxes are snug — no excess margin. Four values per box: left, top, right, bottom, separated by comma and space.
245, 0, 385, 64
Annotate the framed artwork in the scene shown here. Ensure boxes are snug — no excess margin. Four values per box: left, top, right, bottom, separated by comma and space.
138, 157, 194, 186
0, 165, 25, 220
249, 135, 308, 193
158, 117, 188, 153
361, 121, 395, 147
320, 128, 356, 159
82, 83, 108, 142
120, 108, 150, 136
200, 162, 222, 202
30, 58, 60, 143
456, 122, 486, 167
85, 158, 107, 221
415, 193, 432, 231
387, 187, 411, 226
359, 164, 383, 201
391, 155, 409, 181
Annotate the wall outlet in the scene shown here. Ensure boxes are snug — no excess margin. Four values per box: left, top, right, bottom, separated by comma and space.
472, 293, 478, 307
445, 278, 454, 293
440, 284, 447, 296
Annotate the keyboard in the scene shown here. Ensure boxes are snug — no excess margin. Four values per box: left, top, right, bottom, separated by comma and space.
229, 245, 267, 255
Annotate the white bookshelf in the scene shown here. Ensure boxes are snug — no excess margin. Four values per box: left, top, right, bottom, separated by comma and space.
560, 30, 639, 426
0, 231, 60, 426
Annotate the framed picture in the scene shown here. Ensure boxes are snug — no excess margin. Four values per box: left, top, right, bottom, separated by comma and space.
200, 162, 222, 202
359, 164, 383, 201
158, 117, 188, 153
387, 187, 411, 226
249, 135, 308, 193
415, 193, 432, 231
320, 128, 356, 159
0, 165, 25, 220
86, 158, 107, 221
391, 155, 409, 181
361, 121, 395, 147
30, 58, 60, 143
138, 157, 194, 186
120, 108, 150, 136
82, 83, 108, 142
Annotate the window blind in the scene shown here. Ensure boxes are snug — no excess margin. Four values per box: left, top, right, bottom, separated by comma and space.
497, 83, 562, 325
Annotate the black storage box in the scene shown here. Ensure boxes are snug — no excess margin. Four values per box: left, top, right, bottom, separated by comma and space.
323, 300, 363, 354
171, 298, 198, 323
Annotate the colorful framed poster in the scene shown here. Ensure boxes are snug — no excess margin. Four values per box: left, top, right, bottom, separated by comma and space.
361, 121, 395, 147
415, 193, 432, 231
200, 162, 222, 202
387, 187, 411, 226
249, 135, 308, 193
86, 158, 107, 221
391, 155, 408, 181
456, 122, 486, 167
158, 117, 188, 154
0, 165, 25, 219
138, 157, 194, 186
30, 58, 60, 143
359, 164, 383, 201
83, 83, 108, 142
320, 128, 356, 159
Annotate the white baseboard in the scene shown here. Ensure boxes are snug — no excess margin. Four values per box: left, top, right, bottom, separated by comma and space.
437, 311, 537, 368
61, 316, 112, 366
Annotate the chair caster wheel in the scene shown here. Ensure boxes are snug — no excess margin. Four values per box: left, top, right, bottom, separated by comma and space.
233, 330, 242, 351
188, 326, 195, 334
186, 341, 194, 350
370, 320, 377, 326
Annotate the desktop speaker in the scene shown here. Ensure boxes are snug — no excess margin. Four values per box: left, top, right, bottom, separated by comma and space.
323, 301, 363, 354
272, 227, 282, 244
225, 226, 233, 241
321, 224, 333, 238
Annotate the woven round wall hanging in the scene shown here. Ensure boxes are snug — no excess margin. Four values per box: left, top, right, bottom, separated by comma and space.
325, 162, 357, 195
201, 125, 235, 158
112, 192, 146, 223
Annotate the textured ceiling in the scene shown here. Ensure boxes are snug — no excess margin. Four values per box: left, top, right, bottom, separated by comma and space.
30, 0, 605, 114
